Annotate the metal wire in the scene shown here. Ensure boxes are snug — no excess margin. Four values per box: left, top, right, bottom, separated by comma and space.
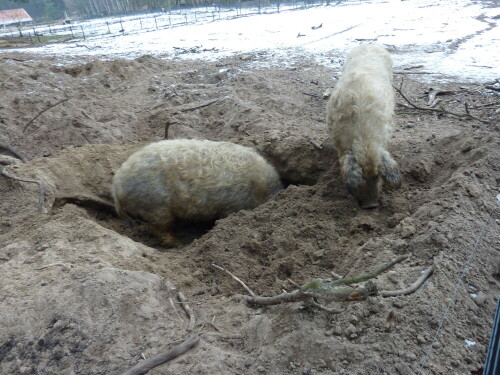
417, 220, 488, 374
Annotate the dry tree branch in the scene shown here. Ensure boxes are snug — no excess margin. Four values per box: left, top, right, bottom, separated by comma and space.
23, 98, 69, 133
52, 194, 115, 212
308, 138, 324, 150
394, 80, 490, 124
0, 141, 26, 162
177, 292, 195, 331
426, 88, 454, 106
153, 97, 219, 113
120, 291, 200, 375
120, 333, 199, 375
241, 282, 378, 307
380, 265, 434, 297
1, 166, 45, 213
213, 256, 428, 311
328, 255, 408, 287
212, 264, 256, 298
309, 300, 343, 313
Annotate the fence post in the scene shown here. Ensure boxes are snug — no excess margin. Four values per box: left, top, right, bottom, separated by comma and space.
81, 25, 85, 40
70, 26, 74, 38
154, 16, 158, 30
106, 21, 110, 34
32, 28, 40, 43
119, 18, 124, 32
140, 18, 142, 29
28, 32, 33, 44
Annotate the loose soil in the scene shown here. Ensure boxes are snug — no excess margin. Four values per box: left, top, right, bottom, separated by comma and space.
0, 50, 499, 375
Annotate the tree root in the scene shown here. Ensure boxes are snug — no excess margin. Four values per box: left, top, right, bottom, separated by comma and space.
120, 333, 199, 375
120, 291, 200, 375
0, 141, 26, 162
394, 79, 490, 124
23, 98, 69, 133
379, 265, 434, 297
214, 256, 434, 311
52, 194, 115, 212
212, 264, 256, 297
1, 165, 45, 213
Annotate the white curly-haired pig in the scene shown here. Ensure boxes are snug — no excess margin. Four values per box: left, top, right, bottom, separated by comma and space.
327, 44, 402, 208
112, 139, 283, 245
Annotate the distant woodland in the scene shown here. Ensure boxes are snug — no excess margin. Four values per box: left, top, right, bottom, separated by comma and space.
0, 0, 291, 21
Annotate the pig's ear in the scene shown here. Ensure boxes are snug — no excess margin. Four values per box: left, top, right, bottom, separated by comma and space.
340, 154, 362, 195
379, 151, 402, 188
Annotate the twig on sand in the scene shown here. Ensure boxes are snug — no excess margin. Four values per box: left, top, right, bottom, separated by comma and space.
120, 333, 199, 375
394, 79, 490, 124
177, 292, 195, 331
212, 264, 256, 298
120, 291, 200, 375
308, 138, 323, 150
0, 141, 26, 162
36, 262, 72, 271
23, 98, 69, 133
380, 265, 434, 297
1, 165, 45, 213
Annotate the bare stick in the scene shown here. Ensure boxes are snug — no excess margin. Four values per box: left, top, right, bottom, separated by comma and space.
212, 264, 256, 298
331, 271, 342, 280
329, 255, 408, 286
176, 98, 219, 113
52, 194, 115, 212
36, 262, 72, 271
23, 98, 69, 133
320, 137, 330, 147
302, 92, 322, 99
243, 282, 378, 306
308, 139, 323, 150
1, 167, 45, 212
0, 155, 22, 166
120, 333, 199, 375
243, 289, 309, 305
485, 85, 500, 92
153, 98, 219, 113
309, 300, 343, 313
300, 280, 378, 302
380, 265, 434, 297
0, 141, 26, 162
164, 121, 179, 140
393, 81, 490, 124
1, 57, 28, 62
427, 88, 454, 106
177, 292, 195, 331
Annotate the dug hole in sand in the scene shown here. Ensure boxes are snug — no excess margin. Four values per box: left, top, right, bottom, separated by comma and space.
0, 51, 499, 374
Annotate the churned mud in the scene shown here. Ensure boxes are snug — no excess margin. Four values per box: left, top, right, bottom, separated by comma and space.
0, 51, 499, 375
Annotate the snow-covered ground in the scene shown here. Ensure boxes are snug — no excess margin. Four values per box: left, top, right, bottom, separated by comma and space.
2, 0, 499, 82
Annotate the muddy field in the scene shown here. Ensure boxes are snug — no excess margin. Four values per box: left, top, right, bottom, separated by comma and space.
0, 50, 499, 375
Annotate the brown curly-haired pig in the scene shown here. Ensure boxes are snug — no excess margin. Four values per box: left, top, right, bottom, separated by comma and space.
112, 139, 283, 245
327, 44, 402, 208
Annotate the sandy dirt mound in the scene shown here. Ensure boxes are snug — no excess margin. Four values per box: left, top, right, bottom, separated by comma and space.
0, 52, 499, 375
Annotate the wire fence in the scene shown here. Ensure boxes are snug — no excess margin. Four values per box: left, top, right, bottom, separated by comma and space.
0, 0, 347, 46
